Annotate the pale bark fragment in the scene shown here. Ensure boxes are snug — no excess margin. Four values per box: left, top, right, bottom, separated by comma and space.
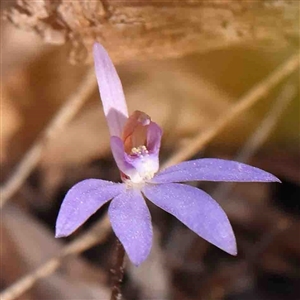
3, 0, 299, 63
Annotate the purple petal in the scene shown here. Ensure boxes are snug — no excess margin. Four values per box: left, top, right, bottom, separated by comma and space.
110, 136, 136, 176
147, 122, 163, 154
142, 183, 237, 255
152, 158, 280, 183
56, 179, 125, 238
93, 43, 128, 137
109, 189, 153, 266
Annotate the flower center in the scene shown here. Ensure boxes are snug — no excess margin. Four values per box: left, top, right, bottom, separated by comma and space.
120, 110, 159, 184
130, 145, 149, 156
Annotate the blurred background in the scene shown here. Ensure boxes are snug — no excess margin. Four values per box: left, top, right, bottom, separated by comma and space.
1, 1, 299, 300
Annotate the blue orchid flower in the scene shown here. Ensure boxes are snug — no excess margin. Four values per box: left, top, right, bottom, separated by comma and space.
55, 43, 280, 266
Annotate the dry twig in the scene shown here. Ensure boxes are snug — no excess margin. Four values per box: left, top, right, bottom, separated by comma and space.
0, 67, 97, 208
0, 215, 111, 300
165, 81, 297, 270
162, 52, 300, 168
179, 81, 297, 299
213, 81, 297, 200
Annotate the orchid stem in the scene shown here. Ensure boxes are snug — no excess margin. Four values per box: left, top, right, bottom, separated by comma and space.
110, 239, 126, 300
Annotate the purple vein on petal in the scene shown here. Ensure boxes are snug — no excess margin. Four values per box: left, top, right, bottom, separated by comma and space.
152, 158, 280, 183
93, 43, 128, 137
108, 189, 153, 266
55, 179, 125, 238
142, 183, 237, 255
